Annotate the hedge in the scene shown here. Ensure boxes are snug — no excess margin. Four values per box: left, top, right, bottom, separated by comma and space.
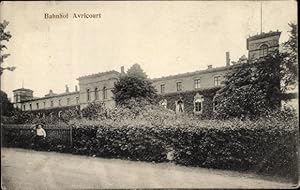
2, 107, 298, 183
70, 118, 298, 182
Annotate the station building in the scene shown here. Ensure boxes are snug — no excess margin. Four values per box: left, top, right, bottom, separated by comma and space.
13, 31, 294, 116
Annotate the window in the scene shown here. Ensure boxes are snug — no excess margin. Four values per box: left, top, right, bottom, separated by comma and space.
214, 76, 221, 86
103, 87, 107, 99
50, 101, 54, 107
67, 98, 70, 105
87, 89, 90, 101
160, 84, 165, 94
76, 97, 79, 104
29, 104, 32, 110
259, 44, 269, 57
194, 79, 201, 89
176, 82, 182, 91
36, 103, 39, 109
23, 105, 26, 111
95, 88, 99, 100
43, 102, 46, 108
194, 100, 202, 112
193, 93, 204, 114
58, 99, 61, 106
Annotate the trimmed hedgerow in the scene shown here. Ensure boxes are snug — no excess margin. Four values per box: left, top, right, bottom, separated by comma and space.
2, 104, 298, 182
69, 106, 298, 182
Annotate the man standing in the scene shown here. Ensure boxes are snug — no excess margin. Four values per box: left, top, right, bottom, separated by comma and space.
34, 124, 46, 150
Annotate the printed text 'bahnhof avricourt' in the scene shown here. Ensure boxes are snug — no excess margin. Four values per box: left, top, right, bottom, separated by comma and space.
44, 13, 101, 19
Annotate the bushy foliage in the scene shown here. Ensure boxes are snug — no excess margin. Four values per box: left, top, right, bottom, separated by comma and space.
112, 64, 158, 106
126, 63, 148, 79
3, 99, 298, 181
215, 24, 298, 119
214, 52, 284, 119
0, 90, 14, 116
3, 106, 298, 181
69, 107, 298, 181
0, 20, 12, 65
4, 106, 80, 124
281, 23, 298, 90
81, 102, 107, 120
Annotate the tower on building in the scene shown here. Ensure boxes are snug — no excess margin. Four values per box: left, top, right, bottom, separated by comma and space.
13, 88, 34, 103
246, 31, 281, 62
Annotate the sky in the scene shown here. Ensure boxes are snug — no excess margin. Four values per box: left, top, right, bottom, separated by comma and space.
0, 1, 297, 99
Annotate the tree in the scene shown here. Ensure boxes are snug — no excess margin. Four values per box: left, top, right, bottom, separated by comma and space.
0, 90, 14, 116
126, 63, 148, 79
112, 64, 158, 106
214, 24, 298, 119
281, 23, 298, 91
81, 102, 107, 120
0, 20, 15, 75
214, 53, 283, 119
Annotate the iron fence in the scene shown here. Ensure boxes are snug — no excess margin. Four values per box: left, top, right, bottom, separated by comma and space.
1, 124, 73, 147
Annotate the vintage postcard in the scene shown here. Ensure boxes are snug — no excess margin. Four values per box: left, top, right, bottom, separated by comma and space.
1, 1, 298, 189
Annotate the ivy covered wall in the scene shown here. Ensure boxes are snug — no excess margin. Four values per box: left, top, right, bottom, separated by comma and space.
158, 87, 221, 119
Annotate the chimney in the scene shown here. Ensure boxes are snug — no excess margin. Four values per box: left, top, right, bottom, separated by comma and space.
226, 52, 230, 66
65, 85, 69, 93
121, 66, 125, 74
207, 65, 212, 69
49, 89, 53, 94
75, 85, 78, 92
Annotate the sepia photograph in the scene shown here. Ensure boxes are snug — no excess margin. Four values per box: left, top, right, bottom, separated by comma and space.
0, 0, 299, 189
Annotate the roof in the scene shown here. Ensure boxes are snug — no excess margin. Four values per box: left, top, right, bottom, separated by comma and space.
247, 31, 281, 41
151, 65, 235, 82
16, 91, 80, 103
77, 70, 120, 80
13, 88, 33, 92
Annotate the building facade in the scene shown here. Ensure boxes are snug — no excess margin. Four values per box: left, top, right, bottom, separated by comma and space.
13, 30, 293, 115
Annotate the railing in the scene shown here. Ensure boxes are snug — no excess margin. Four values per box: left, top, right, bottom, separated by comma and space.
2, 124, 73, 147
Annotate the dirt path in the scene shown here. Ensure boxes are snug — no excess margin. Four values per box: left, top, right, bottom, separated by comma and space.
1, 148, 296, 189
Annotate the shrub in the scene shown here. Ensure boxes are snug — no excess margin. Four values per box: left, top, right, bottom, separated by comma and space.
81, 102, 107, 120
112, 64, 158, 106
3, 104, 298, 182
70, 105, 298, 182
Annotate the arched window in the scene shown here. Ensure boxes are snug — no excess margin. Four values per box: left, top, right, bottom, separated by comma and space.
259, 44, 269, 57
195, 100, 202, 112
193, 93, 204, 114
95, 88, 99, 100
103, 87, 107, 99
87, 89, 90, 101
